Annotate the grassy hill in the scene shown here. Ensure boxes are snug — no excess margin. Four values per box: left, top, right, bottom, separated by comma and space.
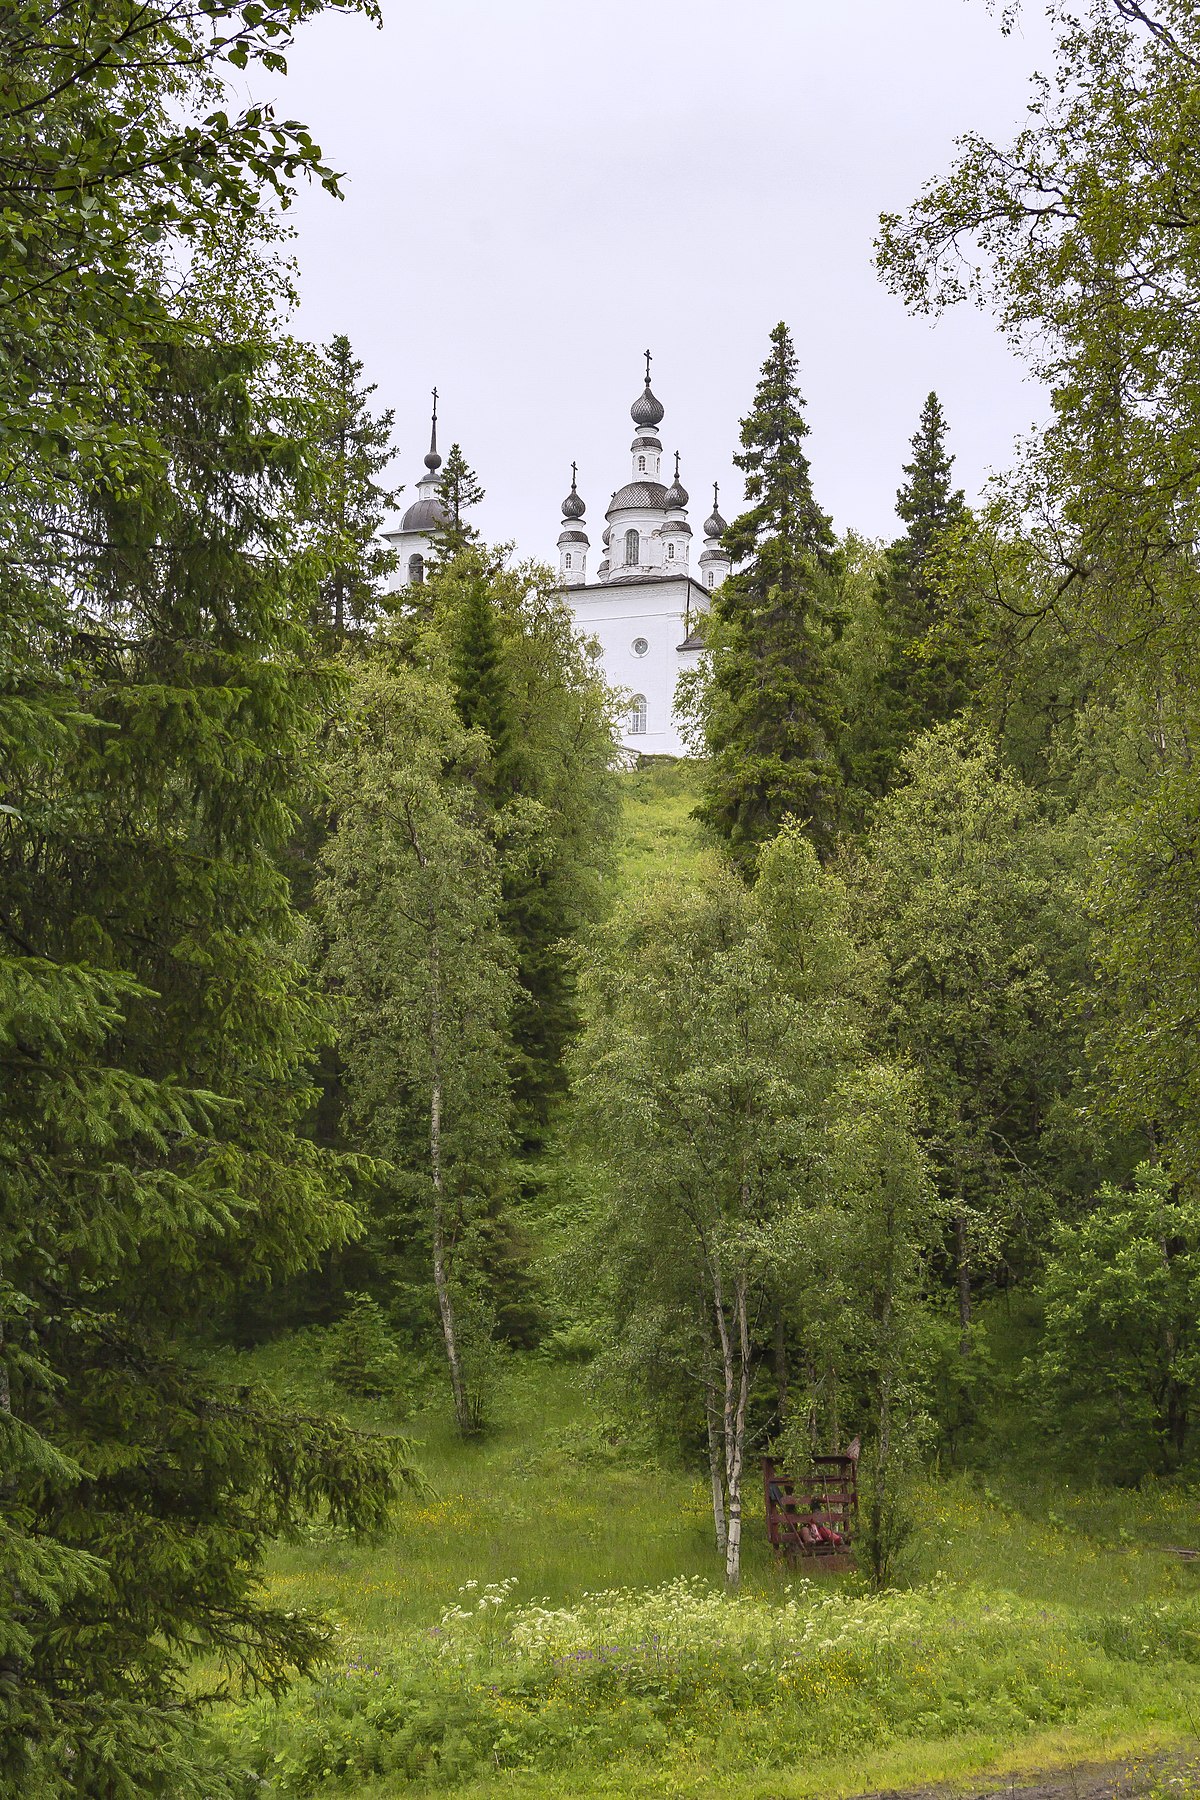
606, 757, 708, 898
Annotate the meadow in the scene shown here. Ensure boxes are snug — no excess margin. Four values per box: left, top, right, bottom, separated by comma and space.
214, 1327, 1200, 1797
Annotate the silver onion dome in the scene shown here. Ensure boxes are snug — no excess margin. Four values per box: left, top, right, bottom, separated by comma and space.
704, 481, 727, 538
663, 451, 688, 511
561, 463, 585, 520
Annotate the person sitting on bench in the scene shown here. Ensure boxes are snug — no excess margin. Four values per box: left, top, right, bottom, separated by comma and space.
799, 1496, 843, 1548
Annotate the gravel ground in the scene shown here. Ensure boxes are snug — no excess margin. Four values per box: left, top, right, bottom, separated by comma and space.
855, 1754, 1197, 1800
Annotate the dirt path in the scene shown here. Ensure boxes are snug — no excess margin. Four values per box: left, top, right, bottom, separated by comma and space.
856, 1753, 1195, 1800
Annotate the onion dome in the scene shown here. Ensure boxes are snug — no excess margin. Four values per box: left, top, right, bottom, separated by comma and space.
602, 524, 612, 548
704, 481, 727, 538
631, 350, 665, 427
561, 461, 586, 520
631, 380, 665, 428
596, 557, 610, 579
663, 451, 688, 511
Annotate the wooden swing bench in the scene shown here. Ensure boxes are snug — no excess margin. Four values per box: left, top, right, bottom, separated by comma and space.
763, 1447, 858, 1573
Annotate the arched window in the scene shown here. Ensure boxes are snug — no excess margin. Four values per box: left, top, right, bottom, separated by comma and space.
666, 541, 676, 561
706, 570, 714, 588
629, 694, 648, 736
564, 551, 572, 570
625, 529, 640, 567
637, 454, 646, 472
408, 553, 424, 586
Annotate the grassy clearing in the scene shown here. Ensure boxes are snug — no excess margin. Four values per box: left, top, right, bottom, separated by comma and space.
606, 757, 708, 896
216, 1352, 1200, 1798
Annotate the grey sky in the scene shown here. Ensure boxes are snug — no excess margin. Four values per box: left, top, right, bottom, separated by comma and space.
270, 0, 1056, 559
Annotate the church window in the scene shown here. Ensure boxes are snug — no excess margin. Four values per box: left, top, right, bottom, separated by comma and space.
408, 553, 424, 585
667, 542, 675, 561
638, 454, 646, 472
625, 529, 640, 566
706, 570, 714, 588
629, 694, 648, 736
565, 552, 572, 569
632, 636, 648, 657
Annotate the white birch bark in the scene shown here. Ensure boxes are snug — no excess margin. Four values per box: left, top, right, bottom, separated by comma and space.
427, 924, 469, 1433
724, 1271, 750, 1591
705, 1384, 728, 1555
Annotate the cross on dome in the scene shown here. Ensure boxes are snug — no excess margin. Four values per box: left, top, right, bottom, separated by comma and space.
424, 387, 442, 473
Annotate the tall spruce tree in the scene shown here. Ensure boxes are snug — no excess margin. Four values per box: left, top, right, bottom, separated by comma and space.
451, 571, 516, 789
848, 394, 970, 798
697, 322, 844, 864
312, 332, 401, 638
2, 335, 404, 1798
434, 443, 485, 556
433, 552, 619, 1139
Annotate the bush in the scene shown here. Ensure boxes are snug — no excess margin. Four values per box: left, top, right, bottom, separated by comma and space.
539, 1321, 604, 1363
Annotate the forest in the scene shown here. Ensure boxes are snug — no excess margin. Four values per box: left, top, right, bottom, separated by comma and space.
6, 0, 1200, 1796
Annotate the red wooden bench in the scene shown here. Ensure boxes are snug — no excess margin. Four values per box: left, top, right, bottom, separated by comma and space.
763, 1451, 858, 1572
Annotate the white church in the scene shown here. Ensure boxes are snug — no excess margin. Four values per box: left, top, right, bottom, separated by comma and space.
383, 361, 731, 756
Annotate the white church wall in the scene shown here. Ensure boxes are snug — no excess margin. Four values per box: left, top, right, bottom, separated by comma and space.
570, 577, 707, 757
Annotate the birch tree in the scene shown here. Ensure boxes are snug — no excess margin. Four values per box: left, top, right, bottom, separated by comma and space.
574, 833, 866, 1587
317, 653, 517, 1434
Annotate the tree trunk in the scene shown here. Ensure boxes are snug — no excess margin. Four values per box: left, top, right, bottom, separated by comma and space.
721, 1272, 751, 1592
705, 1387, 727, 1555
428, 931, 470, 1433
954, 1209, 972, 1352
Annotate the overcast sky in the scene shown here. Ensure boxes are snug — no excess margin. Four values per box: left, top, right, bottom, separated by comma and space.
265, 0, 1057, 560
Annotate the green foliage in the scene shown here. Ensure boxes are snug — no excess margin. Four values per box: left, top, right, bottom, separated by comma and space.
315, 648, 517, 1434
219, 1570, 1200, 1795
878, 0, 1200, 1198
434, 444, 486, 556
0, 336, 404, 1793
1035, 1165, 1200, 1475
308, 333, 401, 637
844, 395, 974, 803
853, 722, 1091, 1316
425, 551, 621, 1135
694, 322, 845, 863
325, 1294, 409, 1401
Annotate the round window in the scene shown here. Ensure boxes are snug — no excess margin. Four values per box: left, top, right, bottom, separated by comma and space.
632, 637, 649, 657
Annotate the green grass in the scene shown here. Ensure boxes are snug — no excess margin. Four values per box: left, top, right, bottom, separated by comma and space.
606, 757, 708, 897
216, 1349, 1200, 1798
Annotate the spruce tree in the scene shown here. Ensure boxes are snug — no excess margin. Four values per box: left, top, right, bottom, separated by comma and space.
697, 322, 844, 864
850, 393, 970, 797
313, 332, 401, 638
1, 336, 403, 1798
434, 443, 485, 556
451, 570, 516, 788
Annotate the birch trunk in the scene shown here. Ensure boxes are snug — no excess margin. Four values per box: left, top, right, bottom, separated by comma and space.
711, 1263, 739, 1586
720, 1271, 751, 1592
705, 1387, 728, 1555
427, 930, 469, 1433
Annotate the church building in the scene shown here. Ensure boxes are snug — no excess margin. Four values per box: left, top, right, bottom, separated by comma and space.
555, 358, 730, 757
383, 363, 731, 759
